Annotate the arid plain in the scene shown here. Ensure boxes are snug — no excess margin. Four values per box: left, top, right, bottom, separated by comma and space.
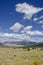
0, 47, 43, 65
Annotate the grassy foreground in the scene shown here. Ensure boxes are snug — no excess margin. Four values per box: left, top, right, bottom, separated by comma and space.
0, 47, 43, 65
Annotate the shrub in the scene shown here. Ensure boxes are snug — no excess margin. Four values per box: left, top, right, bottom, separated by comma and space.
14, 54, 16, 57
27, 48, 30, 51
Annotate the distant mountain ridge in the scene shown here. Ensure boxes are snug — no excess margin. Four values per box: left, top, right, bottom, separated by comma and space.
0, 41, 43, 47
3, 41, 37, 45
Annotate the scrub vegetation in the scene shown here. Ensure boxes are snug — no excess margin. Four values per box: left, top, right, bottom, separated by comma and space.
0, 47, 43, 65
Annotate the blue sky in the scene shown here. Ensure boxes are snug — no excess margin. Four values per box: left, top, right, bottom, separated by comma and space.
0, 0, 43, 43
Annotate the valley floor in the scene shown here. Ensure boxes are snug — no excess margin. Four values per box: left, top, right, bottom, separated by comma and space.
0, 47, 43, 65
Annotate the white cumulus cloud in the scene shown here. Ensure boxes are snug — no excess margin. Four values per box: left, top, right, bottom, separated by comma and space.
24, 25, 32, 31
0, 32, 43, 43
10, 22, 24, 32
26, 30, 43, 35
39, 20, 43, 24
0, 33, 30, 42
33, 15, 43, 23
16, 2, 43, 19
21, 25, 32, 33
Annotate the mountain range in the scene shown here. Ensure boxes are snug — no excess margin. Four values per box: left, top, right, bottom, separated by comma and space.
0, 41, 43, 47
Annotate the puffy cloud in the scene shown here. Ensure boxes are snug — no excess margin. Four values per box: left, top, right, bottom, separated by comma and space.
40, 15, 43, 19
33, 15, 43, 22
21, 26, 43, 35
16, 2, 43, 19
30, 37, 43, 42
37, 38, 43, 42
26, 30, 43, 35
32, 13, 43, 24
0, 33, 30, 42
0, 32, 43, 43
21, 25, 43, 35
24, 25, 32, 31
33, 18, 38, 21
39, 20, 43, 24
10, 22, 24, 32
21, 25, 32, 33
